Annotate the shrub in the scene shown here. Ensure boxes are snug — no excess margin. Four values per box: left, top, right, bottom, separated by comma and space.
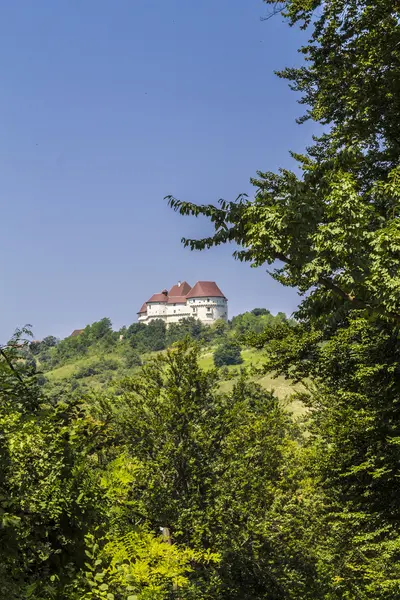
74, 358, 119, 380
124, 349, 142, 369
220, 366, 230, 378
96, 357, 119, 371
74, 365, 98, 379
213, 341, 243, 367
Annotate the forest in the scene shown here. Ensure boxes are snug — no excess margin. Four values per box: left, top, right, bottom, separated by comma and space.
2, 1, 400, 598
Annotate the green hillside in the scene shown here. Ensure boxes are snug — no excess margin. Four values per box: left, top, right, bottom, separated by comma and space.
43, 344, 304, 412
30, 310, 305, 416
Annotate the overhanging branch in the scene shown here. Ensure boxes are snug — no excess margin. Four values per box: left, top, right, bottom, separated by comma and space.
273, 252, 400, 324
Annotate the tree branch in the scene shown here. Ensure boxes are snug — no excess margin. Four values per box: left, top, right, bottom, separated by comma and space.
273, 252, 400, 324
0, 348, 24, 383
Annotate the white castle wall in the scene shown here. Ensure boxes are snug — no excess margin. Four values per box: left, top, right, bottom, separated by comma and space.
187, 297, 228, 324
146, 302, 167, 319
165, 303, 191, 323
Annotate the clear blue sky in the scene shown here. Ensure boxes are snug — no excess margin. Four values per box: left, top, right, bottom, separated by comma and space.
1, 0, 317, 341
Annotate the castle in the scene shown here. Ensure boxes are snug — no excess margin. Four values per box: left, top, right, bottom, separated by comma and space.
138, 281, 228, 326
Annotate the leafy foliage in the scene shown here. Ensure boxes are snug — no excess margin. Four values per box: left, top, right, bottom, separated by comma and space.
213, 340, 243, 366
6, 1, 400, 597
0, 336, 224, 599
267, 0, 400, 178
94, 342, 306, 599
166, 1, 400, 596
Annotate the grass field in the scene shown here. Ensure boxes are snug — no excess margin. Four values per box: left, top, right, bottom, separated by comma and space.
44, 352, 125, 381
45, 359, 87, 381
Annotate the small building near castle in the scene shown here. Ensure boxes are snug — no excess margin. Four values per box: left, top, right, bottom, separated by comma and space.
138, 281, 228, 326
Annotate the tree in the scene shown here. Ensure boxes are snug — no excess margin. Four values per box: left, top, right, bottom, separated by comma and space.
126, 319, 166, 352
100, 342, 312, 598
167, 1, 400, 595
29, 335, 58, 355
42, 335, 58, 348
264, 0, 400, 180
166, 317, 206, 346
168, 1, 400, 328
213, 341, 243, 367
0, 327, 102, 597
251, 308, 270, 317
124, 347, 142, 369
169, 163, 400, 329
145, 319, 167, 351
85, 317, 113, 341
0, 331, 221, 600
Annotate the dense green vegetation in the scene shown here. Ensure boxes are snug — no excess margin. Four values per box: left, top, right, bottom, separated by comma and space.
213, 340, 243, 367
168, 0, 400, 597
1, 322, 302, 599
3, 1, 400, 597
27, 311, 290, 396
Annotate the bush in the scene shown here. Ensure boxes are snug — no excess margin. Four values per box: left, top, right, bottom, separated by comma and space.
74, 358, 119, 380
96, 357, 119, 371
213, 341, 243, 367
36, 374, 48, 386
74, 365, 98, 379
220, 366, 230, 378
124, 349, 142, 369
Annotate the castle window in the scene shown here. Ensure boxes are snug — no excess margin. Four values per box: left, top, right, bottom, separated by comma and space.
207, 298, 210, 302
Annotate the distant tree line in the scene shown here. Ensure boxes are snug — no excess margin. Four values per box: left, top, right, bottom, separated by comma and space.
29, 310, 292, 372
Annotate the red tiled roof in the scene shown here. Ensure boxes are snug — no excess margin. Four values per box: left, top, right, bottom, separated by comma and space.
146, 292, 168, 303
168, 281, 192, 296
137, 303, 147, 314
186, 281, 226, 299
167, 296, 187, 304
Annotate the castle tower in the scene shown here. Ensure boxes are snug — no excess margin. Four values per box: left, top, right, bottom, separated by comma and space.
185, 281, 228, 323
